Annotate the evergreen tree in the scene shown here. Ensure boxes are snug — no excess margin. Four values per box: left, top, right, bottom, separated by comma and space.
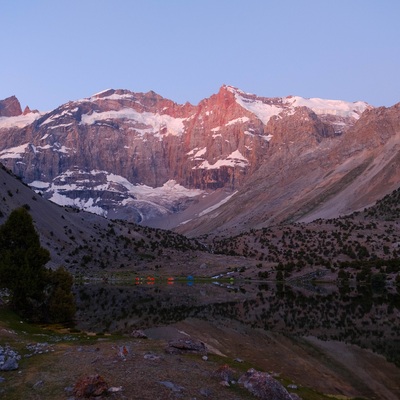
0, 207, 75, 322
0, 207, 50, 317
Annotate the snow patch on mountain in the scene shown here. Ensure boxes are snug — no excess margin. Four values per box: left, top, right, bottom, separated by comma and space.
0, 143, 30, 159
91, 89, 113, 97
49, 192, 107, 216
0, 112, 42, 129
80, 109, 186, 137
234, 96, 282, 125
193, 150, 249, 169
40, 108, 78, 126
100, 93, 135, 101
199, 190, 238, 217
30, 170, 203, 219
225, 85, 370, 122
188, 147, 207, 160
30, 180, 50, 189
0, 141, 73, 159
226, 117, 250, 126
262, 134, 273, 141
48, 123, 74, 130
129, 179, 203, 203
285, 96, 369, 119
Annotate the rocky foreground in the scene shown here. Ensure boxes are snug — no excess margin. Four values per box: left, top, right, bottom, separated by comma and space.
0, 319, 303, 400
1, 310, 400, 400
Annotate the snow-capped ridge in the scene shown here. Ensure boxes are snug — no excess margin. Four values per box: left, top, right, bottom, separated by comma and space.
284, 96, 370, 119
91, 88, 114, 98
225, 84, 371, 124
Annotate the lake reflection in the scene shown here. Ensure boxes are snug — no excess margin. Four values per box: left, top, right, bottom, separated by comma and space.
74, 280, 400, 367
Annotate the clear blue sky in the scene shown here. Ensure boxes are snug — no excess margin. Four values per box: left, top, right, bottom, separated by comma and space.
1, 0, 399, 110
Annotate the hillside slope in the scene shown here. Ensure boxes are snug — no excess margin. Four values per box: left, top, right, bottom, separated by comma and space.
0, 164, 215, 276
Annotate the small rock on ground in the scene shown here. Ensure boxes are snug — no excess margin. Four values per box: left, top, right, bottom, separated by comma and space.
159, 380, 184, 393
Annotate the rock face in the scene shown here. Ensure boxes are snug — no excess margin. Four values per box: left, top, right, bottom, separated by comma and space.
0, 86, 399, 234
0, 96, 22, 117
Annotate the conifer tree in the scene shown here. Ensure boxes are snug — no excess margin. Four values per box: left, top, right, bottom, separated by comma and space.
0, 207, 75, 322
0, 207, 50, 317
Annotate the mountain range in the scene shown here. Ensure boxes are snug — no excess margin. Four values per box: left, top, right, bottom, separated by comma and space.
0, 86, 399, 237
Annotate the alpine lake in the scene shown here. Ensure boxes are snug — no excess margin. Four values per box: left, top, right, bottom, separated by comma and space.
73, 277, 400, 399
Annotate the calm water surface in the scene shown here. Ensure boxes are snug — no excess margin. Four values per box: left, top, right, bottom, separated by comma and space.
74, 280, 400, 367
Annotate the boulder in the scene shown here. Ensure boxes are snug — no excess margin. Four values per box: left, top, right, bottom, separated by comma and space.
213, 364, 235, 383
165, 338, 206, 355
238, 368, 293, 400
0, 357, 18, 371
130, 329, 148, 339
158, 380, 184, 393
0, 346, 20, 371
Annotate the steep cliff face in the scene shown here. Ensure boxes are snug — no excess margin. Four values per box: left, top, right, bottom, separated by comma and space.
1, 85, 395, 234
0, 96, 22, 117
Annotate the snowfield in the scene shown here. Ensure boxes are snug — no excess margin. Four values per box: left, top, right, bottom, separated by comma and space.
29, 171, 204, 220
0, 113, 42, 129
80, 109, 187, 137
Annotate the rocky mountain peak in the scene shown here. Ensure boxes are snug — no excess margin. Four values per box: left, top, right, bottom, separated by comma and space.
85, 88, 195, 119
23, 106, 33, 115
0, 96, 22, 117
